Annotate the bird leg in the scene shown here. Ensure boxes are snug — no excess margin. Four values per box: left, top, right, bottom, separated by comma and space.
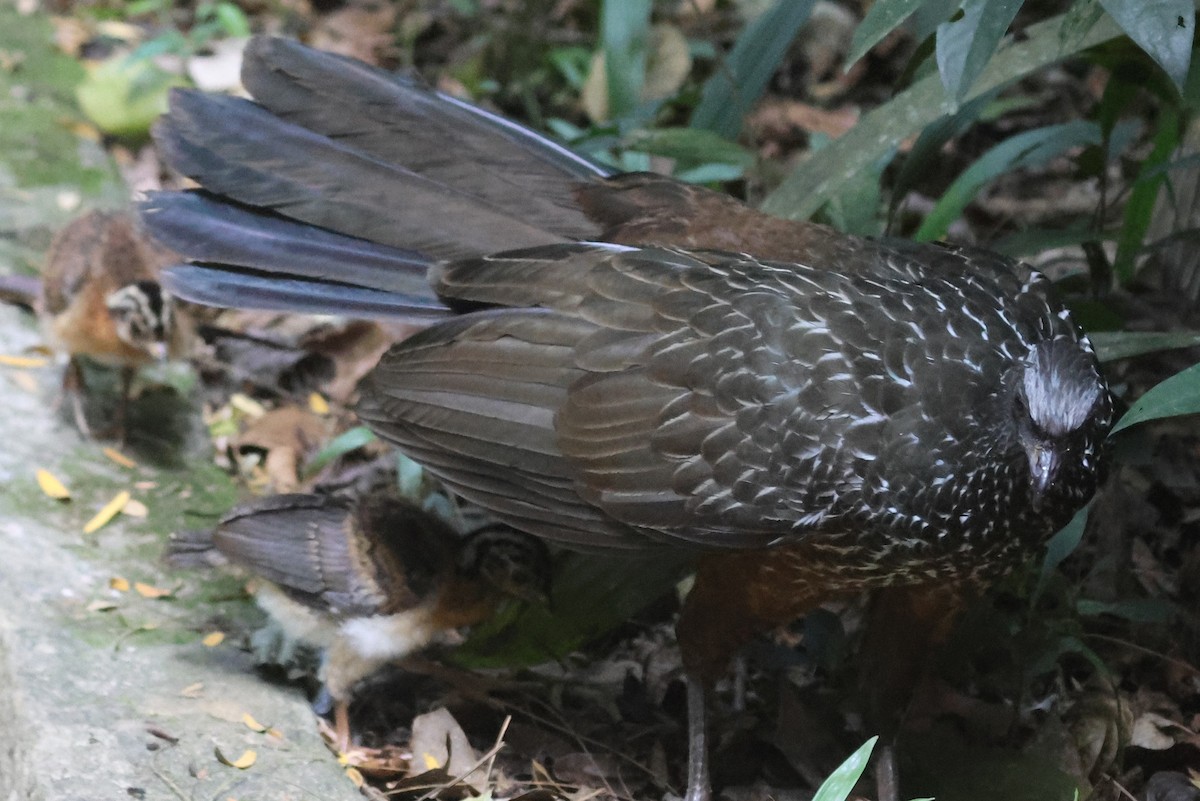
60, 356, 92, 437
684, 673, 712, 801
333, 700, 352, 755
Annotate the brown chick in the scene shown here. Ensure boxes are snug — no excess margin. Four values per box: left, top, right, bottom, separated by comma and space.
39, 209, 191, 438
170, 491, 550, 752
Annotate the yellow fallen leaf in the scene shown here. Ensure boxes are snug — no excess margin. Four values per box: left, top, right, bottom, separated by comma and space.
265, 728, 284, 741
121, 498, 148, 518
84, 491, 131, 534
10, 371, 37, 393
109, 576, 130, 592
36, 469, 70, 500
180, 682, 204, 698
423, 752, 442, 770
214, 747, 257, 769
345, 767, 364, 787
134, 582, 171, 599
102, 447, 137, 468
0, 354, 49, 368
134, 480, 157, 490
242, 712, 266, 732
308, 392, 330, 415
229, 393, 266, 418
86, 600, 117, 612
202, 631, 225, 647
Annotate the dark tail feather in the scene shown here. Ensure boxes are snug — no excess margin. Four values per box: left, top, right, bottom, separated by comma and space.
155, 90, 566, 260
163, 264, 452, 321
242, 36, 611, 240
142, 191, 438, 298
164, 527, 227, 569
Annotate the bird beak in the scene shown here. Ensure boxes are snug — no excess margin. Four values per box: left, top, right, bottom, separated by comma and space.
1027, 444, 1058, 510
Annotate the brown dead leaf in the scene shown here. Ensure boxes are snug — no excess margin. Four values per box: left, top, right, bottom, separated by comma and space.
748, 98, 861, 143
180, 682, 204, 698
202, 631, 225, 647
308, 2, 397, 66
109, 576, 130, 592
236, 406, 329, 492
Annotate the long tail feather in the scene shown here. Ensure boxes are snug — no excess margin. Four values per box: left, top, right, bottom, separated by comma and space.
162, 264, 452, 321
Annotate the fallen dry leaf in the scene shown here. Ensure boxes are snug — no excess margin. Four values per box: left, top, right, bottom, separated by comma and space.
86, 600, 117, 612
134, 582, 171, 599
102, 447, 137, 468
215, 747, 257, 769
84, 491, 131, 533
36, 469, 70, 500
308, 392, 330, 415
180, 682, 204, 698
109, 576, 130, 592
345, 767, 364, 787
202, 631, 225, 647
0, 354, 49, 368
9, 371, 38, 393
242, 712, 267, 733
122, 498, 148, 517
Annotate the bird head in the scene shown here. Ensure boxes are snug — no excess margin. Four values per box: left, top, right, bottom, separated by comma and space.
106, 280, 174, 359
457, 525, 553, 606
1011, 336, 1112, 509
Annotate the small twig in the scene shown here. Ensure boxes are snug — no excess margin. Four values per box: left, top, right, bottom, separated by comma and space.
148, 764, 190, 801
413, 720, 510, 801
1084, 632, 1200, 676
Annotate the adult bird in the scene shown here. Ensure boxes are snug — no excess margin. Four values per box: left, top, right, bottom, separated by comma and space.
142, 36, 1113, 801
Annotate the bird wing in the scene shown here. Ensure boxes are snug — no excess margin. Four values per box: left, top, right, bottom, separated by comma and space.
363, 243, 952, 550
213, 494, 396, 617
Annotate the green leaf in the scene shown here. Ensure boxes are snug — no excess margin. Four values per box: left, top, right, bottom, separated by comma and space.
812, 737, 877, 801
1036, 505, 1088, 602
1088, 330, 1200, 361
691, 0, 816, 139
303, 426, 377, 476
763, 9, 1125, 220
848, 0, 927, 66
936, 0, 1023, 104
1076, 597, 1176, 623
454, 550, 693, 667
1112, 360, 1200, 433
1114, 106, 1179, 282
600, 0, 652, 119
915, 120, 1102, 241
627, 126, 755, 167
1098, 0, 1194, 91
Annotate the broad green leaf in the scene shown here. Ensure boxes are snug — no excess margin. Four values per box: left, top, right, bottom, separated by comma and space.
936, 0, 1023, 104
627, 127, 755, 167
916, 120, 1102, 241
1035, 505, 1088, 602
812, 737, 877, 801
1099, 0, 1194, 91
1088, 330, 1200, 361
1112, 360, 1200, 432
890, 88, 999, 220
763, 10, 1124, 220
600, 0, 652, 119
1114, 106, 1180, 282
454, 549, 693, 667
691, 0, 816, 139
847, 0, 927, 66
1077, 597, 1176, 623
303, 425, 377, 476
